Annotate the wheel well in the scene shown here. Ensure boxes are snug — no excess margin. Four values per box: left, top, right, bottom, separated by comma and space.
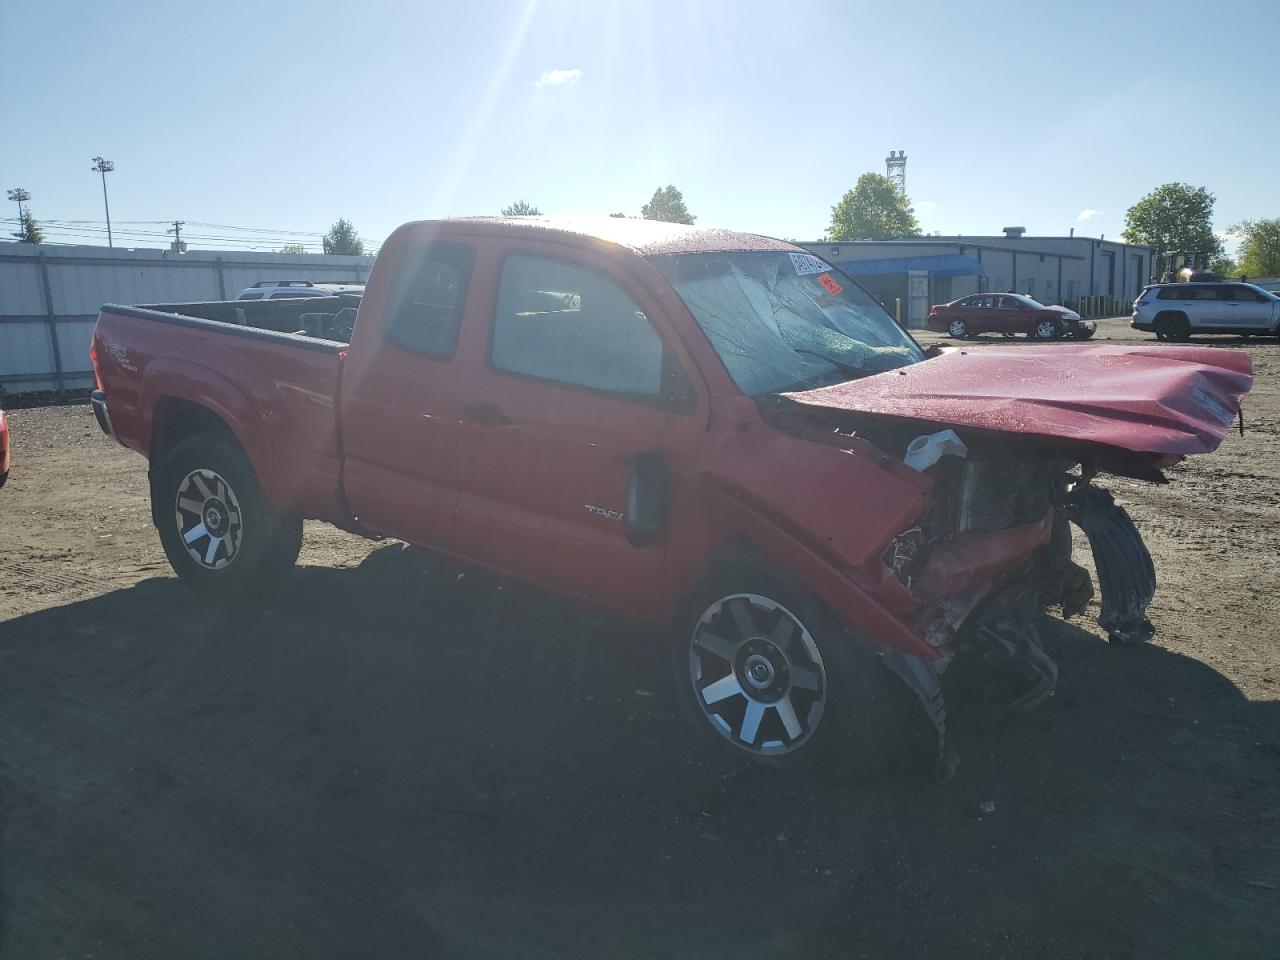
1153, 310, 1188, 324
150, 397, 233, 462
667, 538, 807, 626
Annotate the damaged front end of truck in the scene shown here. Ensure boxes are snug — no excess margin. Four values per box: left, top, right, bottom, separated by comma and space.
773, 343, 1254, 779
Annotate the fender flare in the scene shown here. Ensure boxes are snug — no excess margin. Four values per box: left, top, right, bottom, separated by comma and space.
662, 484, 938, 662
139, 358, 291, 507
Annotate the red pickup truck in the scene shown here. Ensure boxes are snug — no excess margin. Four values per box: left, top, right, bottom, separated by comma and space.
90, 217, 1253, 778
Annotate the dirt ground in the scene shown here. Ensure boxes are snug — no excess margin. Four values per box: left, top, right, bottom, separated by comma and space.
1, 319, 1277, 959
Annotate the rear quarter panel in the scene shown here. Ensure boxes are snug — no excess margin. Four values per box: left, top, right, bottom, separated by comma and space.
93, 308, 345, 519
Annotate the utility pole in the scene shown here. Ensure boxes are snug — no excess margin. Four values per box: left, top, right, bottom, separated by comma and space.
168, 220, 186, 252
6, 187, 31, 220
91, 156, 115, 247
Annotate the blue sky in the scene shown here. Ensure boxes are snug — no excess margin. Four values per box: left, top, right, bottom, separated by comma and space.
1, 0, 1275, 253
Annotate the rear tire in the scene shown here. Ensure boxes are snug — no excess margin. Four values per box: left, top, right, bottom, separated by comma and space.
154, 431, 302, 598
947, 318, 969, 339
669, 562, 911, 781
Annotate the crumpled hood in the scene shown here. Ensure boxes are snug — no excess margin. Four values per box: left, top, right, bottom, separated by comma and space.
783, 344, 1253, 457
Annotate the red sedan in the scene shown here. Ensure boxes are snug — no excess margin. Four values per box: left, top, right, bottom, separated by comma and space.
0, 409, 9, 488
928, 293, 1095, 340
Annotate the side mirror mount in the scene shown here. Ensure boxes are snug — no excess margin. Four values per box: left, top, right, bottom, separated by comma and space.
625, 451, 670, 549
662, 352, 696, 414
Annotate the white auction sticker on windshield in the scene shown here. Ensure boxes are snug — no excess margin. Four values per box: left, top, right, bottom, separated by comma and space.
788, 252, 831, 276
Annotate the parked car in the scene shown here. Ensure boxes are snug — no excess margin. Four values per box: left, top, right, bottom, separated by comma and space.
89, 217, 1252, 779
1131, 281, 1280, 341
0, 409, 9, 488
236, 280, 364, 300
928, 293, 1095, 340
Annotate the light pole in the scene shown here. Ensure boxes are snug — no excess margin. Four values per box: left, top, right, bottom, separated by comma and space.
6, 187, 31, 220
91, 157, 115, 247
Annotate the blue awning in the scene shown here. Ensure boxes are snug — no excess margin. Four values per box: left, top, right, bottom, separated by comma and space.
836, 254, 986, 278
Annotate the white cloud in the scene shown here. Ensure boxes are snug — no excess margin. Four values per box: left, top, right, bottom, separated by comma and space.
1076, 208, 1101, 221
535, 68, 583, 89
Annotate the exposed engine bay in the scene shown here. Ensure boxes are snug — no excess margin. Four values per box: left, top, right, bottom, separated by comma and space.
766, 395, 1164, 779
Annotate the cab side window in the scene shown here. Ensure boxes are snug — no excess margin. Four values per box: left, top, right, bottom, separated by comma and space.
385, 242, 475, 357
492, 254, 665, 398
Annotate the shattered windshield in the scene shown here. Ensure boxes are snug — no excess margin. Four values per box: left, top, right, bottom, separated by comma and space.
651, 250, 924, 396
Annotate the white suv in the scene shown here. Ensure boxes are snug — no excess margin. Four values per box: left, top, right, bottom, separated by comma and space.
236, 280, 364, 301
1132, 281, 1280, 341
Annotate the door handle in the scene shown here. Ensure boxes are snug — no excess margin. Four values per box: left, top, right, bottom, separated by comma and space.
463, 402, 512, 427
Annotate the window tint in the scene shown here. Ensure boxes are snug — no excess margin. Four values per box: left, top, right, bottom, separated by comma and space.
1229, 285, 1262, 302
238, 292, 265, 300
385, 242, 474, 356
492, 254, 664, 397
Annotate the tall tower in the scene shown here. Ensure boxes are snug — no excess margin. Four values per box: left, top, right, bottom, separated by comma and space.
885, 150, 907, 196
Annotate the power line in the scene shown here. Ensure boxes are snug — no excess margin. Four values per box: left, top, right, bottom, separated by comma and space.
1, 217, 382, 254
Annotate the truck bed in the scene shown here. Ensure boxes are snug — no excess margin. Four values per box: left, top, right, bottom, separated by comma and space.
92, 301, 350, 522
139, 293, 361, 343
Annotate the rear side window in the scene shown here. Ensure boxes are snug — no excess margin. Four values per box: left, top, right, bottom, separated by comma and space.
385, 242, 474, 356
238, 292, 265, 300
492, 255, 665, 397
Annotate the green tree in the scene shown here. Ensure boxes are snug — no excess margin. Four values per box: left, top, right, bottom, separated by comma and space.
500, 199, 542, 217
11, 208, 43, 243
827, 173, 920, 241
641, 185, 695, 224
1122, 183, 1221, 268
1232, 217, 1280, 278
322, 219, 365, 256
1210, 256, 1239, 278
278, 243, 308, 255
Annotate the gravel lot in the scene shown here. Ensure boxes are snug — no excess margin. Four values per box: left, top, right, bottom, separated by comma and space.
1, 319, 1277, 958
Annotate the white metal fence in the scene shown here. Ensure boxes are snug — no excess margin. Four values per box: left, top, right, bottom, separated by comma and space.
0, 242, 374, 394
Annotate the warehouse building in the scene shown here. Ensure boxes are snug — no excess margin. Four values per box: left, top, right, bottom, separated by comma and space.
802, 228, 1152, 326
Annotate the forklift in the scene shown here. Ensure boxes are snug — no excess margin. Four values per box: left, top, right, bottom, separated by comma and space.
1157, 250, 1218, 283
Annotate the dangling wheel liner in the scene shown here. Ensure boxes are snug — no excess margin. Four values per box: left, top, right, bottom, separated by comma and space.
1066, 484, 1157, 644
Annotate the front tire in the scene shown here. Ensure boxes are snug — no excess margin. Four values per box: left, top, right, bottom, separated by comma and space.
154, 432, 302, 598
1155, 313, 1190, 342
670, 564, 909, 780
1034, 318, 1062, 340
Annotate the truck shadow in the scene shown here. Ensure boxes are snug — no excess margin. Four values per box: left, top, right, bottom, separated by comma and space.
1, 543, 1276, 959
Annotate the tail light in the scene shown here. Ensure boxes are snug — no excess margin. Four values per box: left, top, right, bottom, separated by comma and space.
89, 339, 104, 391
